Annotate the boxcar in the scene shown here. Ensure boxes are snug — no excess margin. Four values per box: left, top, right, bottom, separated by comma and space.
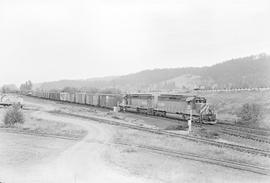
85, 93, 94, 105
48, 92, 53, 100
67, 93, 76, 103
60, 92, 69, 101
92, 94, 100, 106
43, 91, 47, 98
42, 92, 46, 98
85, 94, 100, 106
32, 91, 38, 97
38, 91, 43, 98
48, 92, 60, 101
75, 93, 86, 104
33, 91, 38, 98
99, 94, 122, 109
42, 91, 46, 99
99, 94, 107, 107
105, 94, 122, 109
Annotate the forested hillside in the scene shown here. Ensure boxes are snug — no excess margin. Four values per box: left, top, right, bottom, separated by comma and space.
200, 54, 270, 88
37, 54, 270, 92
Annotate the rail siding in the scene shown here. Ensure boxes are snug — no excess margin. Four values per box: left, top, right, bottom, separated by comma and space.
195, 87, 270, 93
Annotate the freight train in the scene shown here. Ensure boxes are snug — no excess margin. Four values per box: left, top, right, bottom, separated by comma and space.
31, 91, 216, 124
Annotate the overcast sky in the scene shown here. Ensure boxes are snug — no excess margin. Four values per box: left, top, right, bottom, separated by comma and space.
1, 0, 270, 86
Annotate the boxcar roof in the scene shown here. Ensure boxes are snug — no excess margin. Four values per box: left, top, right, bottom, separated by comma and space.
159, 94, 196, 98
97, 93, 122, 96
126, 93, 152, 96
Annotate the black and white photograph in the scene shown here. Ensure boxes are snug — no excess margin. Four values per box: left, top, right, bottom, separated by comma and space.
0, 0, 270, 182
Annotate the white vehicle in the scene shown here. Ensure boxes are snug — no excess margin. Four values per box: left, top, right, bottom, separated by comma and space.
0, 94, 23, 107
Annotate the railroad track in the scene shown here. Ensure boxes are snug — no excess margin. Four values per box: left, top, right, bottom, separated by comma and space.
0, 128, 83, 141
114, 141, 270, 176
136, 114, 270, 144
49, 110, 270, 158
217, 122, 270, 137
221, 128, 270, 144
140, 114, 270, 137
3, 121, 268, 176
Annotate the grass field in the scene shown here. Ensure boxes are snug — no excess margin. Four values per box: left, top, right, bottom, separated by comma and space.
0, 108, 87, 140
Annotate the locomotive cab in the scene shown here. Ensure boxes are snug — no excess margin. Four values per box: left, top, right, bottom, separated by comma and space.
194, 97, 216, 124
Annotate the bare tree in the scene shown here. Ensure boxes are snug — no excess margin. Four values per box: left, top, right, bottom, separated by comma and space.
20, 80, 33, 93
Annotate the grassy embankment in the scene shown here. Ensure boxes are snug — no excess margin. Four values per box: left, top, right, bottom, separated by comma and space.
0, 108, 87, 140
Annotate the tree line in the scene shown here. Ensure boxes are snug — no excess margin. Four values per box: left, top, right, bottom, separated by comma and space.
1, 80, 33, 94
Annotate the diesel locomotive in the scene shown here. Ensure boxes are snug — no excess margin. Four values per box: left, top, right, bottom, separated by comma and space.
119, 93, 216, 124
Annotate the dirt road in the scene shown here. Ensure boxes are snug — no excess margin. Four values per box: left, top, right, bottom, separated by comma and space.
0, 109, 154, 183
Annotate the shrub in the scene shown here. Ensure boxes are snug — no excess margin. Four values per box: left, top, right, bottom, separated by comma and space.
197, 128, 219, 139
4, 104, 24, 126
165, 124, 188, 130
237, 103, 261, 124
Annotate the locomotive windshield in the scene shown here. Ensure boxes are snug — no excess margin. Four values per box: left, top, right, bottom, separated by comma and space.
195, 98, 206, 103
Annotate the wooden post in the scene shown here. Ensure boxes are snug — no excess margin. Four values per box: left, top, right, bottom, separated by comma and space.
188, 104, 192, 134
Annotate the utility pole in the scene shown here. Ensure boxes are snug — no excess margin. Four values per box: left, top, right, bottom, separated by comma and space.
188, 104, 192, 134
